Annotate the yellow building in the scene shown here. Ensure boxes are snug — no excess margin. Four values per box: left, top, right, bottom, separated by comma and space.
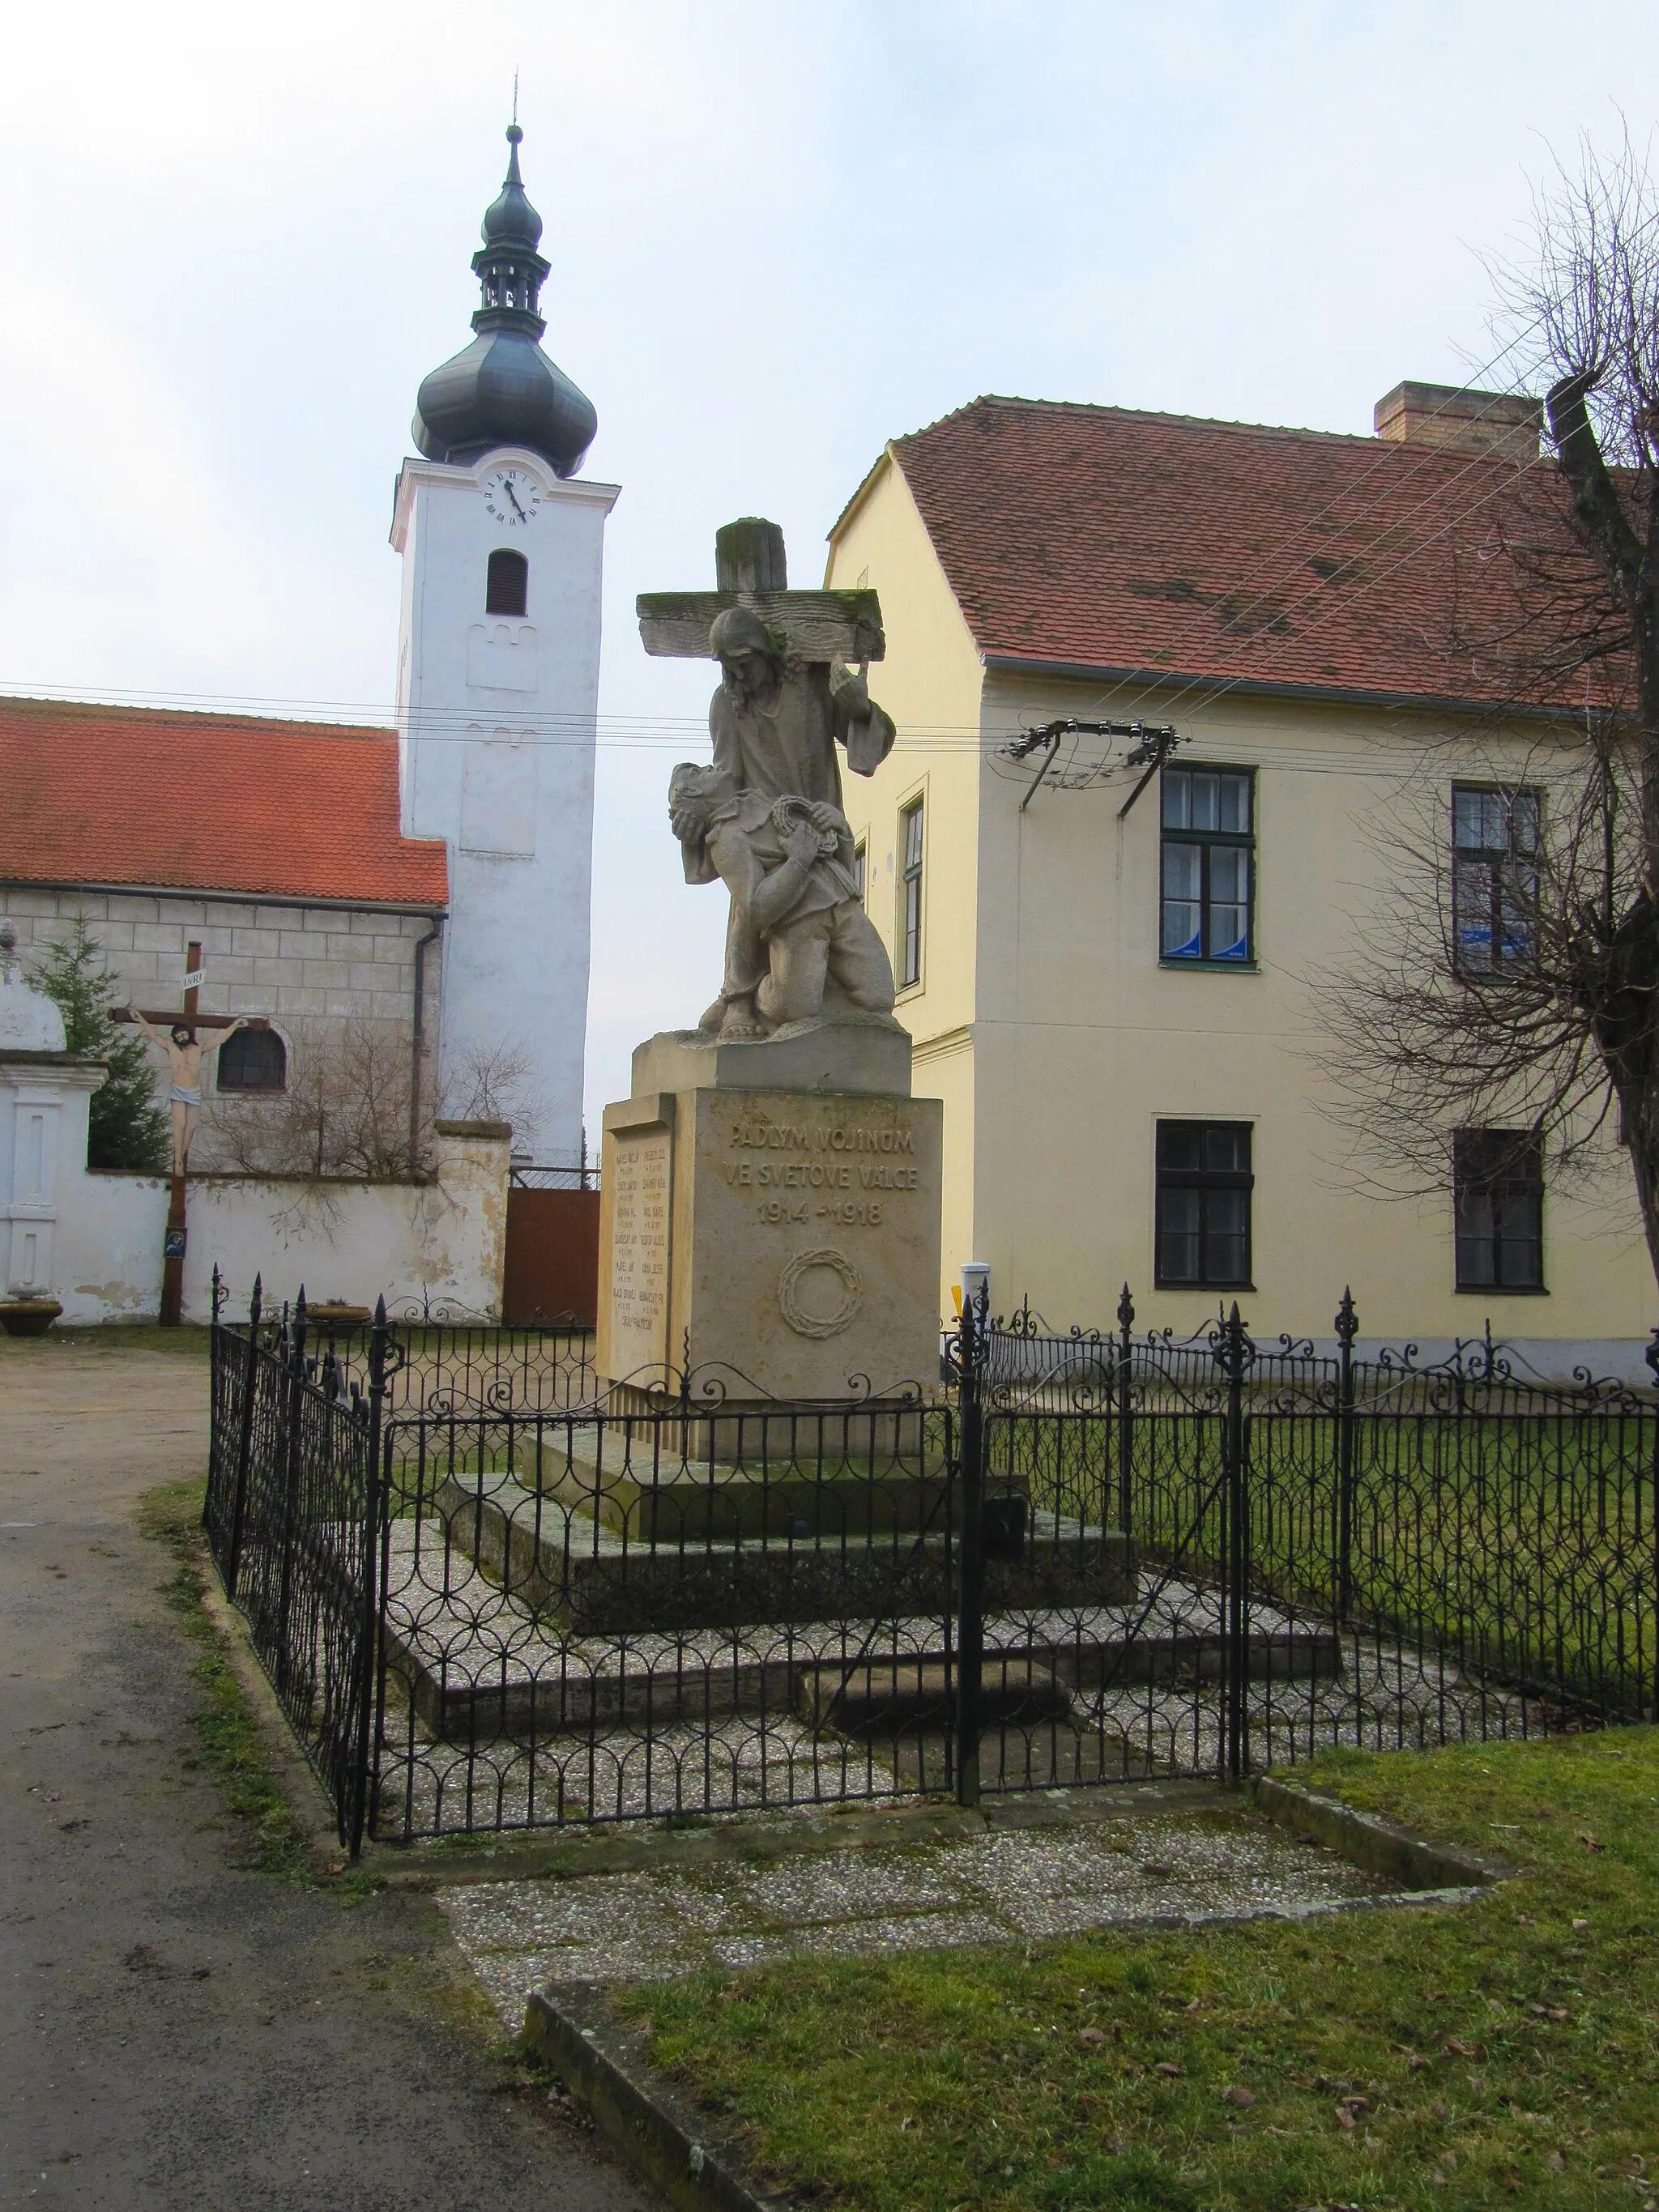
825, 385, 1653, 1366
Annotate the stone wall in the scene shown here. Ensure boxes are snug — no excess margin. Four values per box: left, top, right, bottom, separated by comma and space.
0, 886, 442, 1170
52, 1121, 510, 1325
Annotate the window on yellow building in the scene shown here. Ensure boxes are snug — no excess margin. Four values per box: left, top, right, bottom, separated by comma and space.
853, 839, 867, 905
898, 799, 923, 988
1155, 1121, 1253, 1287
1161, 766, 1254, 963
1453, 1129, 1544, 1290
1452, 785, 1538, 975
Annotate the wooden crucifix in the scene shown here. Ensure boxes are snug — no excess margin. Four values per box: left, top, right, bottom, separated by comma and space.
113, 940, 271, 1327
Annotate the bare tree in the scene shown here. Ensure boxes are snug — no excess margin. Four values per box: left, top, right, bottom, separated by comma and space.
211, 1025, 544, 1183
440, 1035, 547, 1147
212, 1021, 426, 1181
1321, 129, 1659, 1287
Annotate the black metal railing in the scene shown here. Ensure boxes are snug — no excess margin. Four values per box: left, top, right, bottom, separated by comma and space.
285, 1306, 599, 1420
205, 1271, 1659, 1853
206, 1272, 394, 1852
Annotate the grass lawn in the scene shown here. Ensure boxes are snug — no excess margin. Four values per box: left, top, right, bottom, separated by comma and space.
619, 1731, 1659, 2210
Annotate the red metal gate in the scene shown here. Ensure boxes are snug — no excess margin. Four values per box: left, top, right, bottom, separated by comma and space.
502, 1188, 600, 1327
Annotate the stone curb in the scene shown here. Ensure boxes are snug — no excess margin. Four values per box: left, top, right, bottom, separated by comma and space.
372, 1797, 987, 1888
510, 1778, 1506, 2206
1251, 1774, 1515, 1889
195, 1551, 346, 1873
516, 1884, 1489, 2212
522, 1983, 790, 2212
373, 1779, 1233, 1888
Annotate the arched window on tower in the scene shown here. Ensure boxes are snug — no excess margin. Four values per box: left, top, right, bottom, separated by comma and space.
216, 1026, 287, 1094
486, 548, 529, 616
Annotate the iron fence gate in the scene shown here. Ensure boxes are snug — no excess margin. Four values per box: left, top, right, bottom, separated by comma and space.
967, 1290, 1659, 1796
204, 1276, 1659, 1854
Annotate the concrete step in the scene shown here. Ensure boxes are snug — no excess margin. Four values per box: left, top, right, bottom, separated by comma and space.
435, 1473, 1136, 1636
795, 1656, 1073, 1735
557, 1457, 965, 1546
379, 1522, 1342, 1744
451, 1443, 1036, 1548
887, 1728, 1156, 1792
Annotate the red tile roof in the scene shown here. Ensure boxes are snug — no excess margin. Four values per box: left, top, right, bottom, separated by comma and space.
884, 396, 1576, 710
0, 698, 448, 906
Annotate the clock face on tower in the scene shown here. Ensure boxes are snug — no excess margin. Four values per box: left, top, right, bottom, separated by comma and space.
480, 467, 542, 526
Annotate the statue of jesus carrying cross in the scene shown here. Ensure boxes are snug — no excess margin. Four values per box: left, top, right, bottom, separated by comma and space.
640, 519, 900, 1038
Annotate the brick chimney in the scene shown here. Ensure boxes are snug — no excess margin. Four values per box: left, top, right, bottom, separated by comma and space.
1374, 381, 1542, 464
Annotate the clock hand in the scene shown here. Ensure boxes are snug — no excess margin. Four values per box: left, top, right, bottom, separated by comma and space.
505, 483, 527, 518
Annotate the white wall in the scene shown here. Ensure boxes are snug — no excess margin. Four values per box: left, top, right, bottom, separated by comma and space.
392, 447, 619, 1162
53, 1121, 510, 1326
1, 1051, 104, 1299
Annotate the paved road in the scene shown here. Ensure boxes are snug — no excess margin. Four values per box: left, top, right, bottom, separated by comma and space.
1, 1331, 651, 2211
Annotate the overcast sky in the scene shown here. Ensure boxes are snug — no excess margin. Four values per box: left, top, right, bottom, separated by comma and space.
2, 2, 1656, 1132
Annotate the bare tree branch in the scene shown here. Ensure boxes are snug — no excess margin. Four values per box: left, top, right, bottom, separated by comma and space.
1323, 130, 1659, 1291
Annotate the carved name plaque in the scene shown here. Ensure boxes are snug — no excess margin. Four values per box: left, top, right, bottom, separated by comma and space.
607, 1127, 671, 1382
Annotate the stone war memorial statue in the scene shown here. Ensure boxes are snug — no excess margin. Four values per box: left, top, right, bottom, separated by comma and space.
663, 531, 898, 1037
595, 519, 942, 1404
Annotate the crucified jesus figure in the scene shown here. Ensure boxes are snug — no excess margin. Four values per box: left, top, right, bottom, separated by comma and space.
128, 1012, 249, 1174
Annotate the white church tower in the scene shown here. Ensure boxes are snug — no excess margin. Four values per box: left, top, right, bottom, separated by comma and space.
391, 123, 618, 1161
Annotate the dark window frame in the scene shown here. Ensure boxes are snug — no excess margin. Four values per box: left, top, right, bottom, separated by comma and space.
898, 798, 924, 990
1154, 1119, 1255, 1289
1159, 764, 1256, 967
1453, 1127, 1546, 1293
1451, 782, 1539, 978
215, 1026, 288, 1095
485, 548, 529, 617
852, 838, 867, 906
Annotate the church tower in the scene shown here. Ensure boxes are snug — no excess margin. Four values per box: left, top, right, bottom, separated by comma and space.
392, 123, 618, 1161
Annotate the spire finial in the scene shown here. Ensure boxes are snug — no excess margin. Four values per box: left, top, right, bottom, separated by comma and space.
410, 116, 597, 480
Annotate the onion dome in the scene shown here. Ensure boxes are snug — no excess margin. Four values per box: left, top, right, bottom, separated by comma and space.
412, 124, 597, 479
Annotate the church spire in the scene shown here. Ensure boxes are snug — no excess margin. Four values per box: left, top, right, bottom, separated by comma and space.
412, 121, 597, 479
473, 122, 547, 321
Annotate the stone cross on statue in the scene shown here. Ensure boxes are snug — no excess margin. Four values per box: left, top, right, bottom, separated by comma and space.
638, 520, 901, 1039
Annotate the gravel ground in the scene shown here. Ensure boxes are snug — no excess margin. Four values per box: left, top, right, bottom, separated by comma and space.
438, 1807, 1396, 2020
1, 1331, 650, 2212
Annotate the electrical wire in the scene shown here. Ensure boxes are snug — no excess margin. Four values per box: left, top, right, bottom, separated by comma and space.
6, 264, 1646, 768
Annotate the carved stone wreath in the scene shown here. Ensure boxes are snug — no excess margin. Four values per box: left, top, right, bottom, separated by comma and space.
776, 1247, 864, 1339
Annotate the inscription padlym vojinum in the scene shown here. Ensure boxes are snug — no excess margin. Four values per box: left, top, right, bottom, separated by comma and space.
608, 1129, 671, 1378
723, 1115, 922, 1224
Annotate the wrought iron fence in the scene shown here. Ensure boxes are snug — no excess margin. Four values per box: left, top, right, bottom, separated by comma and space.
204, 1272, 1659, 1854
974, 1289, 1657, 1792
289, 1304, 597, 1418
205, 1275, 390, 1851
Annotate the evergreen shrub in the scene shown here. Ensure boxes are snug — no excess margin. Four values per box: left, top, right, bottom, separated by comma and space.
31, 918, 170, 1171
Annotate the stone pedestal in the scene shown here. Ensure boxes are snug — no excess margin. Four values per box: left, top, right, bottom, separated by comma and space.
596, 1014, 942, 1404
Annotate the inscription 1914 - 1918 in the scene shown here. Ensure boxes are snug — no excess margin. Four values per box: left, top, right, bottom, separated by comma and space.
721, 1111, 924, 1233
